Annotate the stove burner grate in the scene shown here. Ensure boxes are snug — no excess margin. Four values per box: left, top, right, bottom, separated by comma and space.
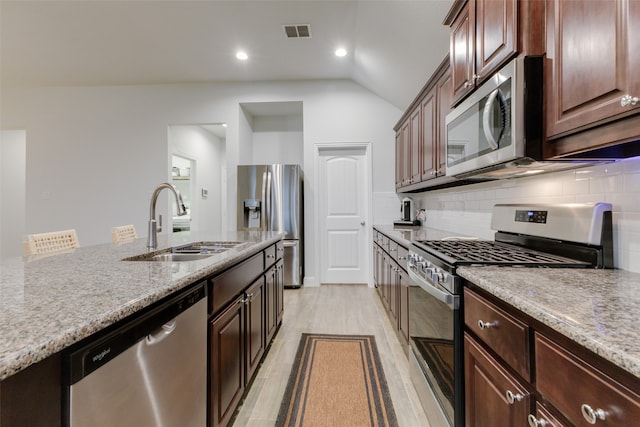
413, 240, 591, 267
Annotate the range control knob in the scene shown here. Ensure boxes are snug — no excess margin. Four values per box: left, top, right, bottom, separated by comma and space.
431, 271, 445, 284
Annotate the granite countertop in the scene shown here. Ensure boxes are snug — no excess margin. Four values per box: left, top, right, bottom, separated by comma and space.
458, 266, 640, 379
373, 224, 467, 247
0, 230, 283, 381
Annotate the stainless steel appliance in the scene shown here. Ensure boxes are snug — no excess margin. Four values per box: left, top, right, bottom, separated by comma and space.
407, 203, 613, 427
66, 284, 207, 427
237, 164, 303, 287
445, 56, 604, 180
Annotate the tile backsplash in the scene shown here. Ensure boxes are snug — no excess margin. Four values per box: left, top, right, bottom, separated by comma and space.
409, 156, 640, 273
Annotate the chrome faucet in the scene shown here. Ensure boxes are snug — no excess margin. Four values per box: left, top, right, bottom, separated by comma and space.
147, 183, 187, 249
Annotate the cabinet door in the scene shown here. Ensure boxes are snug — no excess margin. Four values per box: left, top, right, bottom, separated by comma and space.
529, 402, 569, 427
450, 0, 475, 105
436, 68, 452, 176
465, 333, 531, 427
245, 278, 265, 382
210, 297, 245, 427
397, 267, 410, 348
395, 128, 404, 189
545, 0, 640, 140
409, 106, 421, 185
421, 91, 437, 181
265, 266, 277, 344
401, 121, 412, 187
536, 333, 640, 427
276, 259, 284, 326
474, 0, 517, 83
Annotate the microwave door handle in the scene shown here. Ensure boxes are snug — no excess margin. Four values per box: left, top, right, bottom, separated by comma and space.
482, 88, 502, 150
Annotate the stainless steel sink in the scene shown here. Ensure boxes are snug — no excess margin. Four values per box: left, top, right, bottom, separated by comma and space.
123, 241, 248, 262
173, 241, 248, 254
149, 253, 213, 262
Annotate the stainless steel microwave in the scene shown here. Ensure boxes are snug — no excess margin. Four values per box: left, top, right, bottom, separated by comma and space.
445, 56, 547, 179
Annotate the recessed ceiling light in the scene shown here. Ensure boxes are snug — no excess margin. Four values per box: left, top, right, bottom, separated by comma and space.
236, 51, 248, 60
335, 48, 347, 57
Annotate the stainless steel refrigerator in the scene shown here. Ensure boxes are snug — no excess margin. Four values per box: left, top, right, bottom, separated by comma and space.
237, 164, 303, 288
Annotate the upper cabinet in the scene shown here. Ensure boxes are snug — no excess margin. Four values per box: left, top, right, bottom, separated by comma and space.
444, 0, 544, 106
394, 57, 456, 192
543, 0, 640, 157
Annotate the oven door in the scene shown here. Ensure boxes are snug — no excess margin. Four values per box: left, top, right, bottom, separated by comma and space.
408, 267, 464, 427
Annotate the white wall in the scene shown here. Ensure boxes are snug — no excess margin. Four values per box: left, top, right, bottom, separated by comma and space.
407, 156, 640, 273
0, 130, 26, 259
251, 116, 303, 165
1, 80, 401, 284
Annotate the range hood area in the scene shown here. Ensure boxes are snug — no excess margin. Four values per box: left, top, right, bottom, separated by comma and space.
455, 138, 640, 181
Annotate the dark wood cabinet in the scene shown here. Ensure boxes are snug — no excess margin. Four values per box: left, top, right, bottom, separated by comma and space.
464, 333, 531, 427
448, 0, 475, 105
420, 90, 437, 181
210, 296, 245, 427
536, 333, 640, 427
543, 0, 640, 157
465, 285, 640, 427
394, 56, 455, 192
444, 0, 542, 106
208, 242, 284, 427
0, 353, 62, 427
446, 0, 518, 106
275, 259, 284, 326
373, 228, 409, 352
245, 277, 265, 382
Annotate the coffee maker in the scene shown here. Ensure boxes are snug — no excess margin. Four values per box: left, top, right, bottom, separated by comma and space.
393, 197, 420, 227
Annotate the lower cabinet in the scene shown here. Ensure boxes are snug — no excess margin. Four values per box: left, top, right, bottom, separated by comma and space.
209, 242, 284, 427
373, 229, 410, 351
210, 296, 246, 427
464, 285, 640, 427
464, 333, 531, 427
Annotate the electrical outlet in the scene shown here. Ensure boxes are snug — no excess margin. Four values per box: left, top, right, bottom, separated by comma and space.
201, 188, 208, 198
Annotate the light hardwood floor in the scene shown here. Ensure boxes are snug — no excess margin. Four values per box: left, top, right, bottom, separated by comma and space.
232, 284, 431, 426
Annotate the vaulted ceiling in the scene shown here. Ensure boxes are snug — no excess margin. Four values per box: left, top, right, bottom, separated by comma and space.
0, 0, 453, 110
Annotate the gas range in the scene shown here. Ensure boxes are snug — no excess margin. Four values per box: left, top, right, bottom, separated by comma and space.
406, 203, 613, 427
408, 203, 614, 295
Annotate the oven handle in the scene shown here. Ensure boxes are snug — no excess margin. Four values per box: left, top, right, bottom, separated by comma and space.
408, 267, 459, 309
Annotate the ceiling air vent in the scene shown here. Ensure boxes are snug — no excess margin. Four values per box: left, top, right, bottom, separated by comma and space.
283, 24, 311, 38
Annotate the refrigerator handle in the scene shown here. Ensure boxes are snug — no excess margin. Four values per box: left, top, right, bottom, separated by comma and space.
262, 170, 272, 231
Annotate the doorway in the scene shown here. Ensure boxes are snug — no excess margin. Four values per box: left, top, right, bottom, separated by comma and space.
0, 130, 26, 260
315, 143, 372, 285
168, 124, 226, 235
171, 155, 194, 232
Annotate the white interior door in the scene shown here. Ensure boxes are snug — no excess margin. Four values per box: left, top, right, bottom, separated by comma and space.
317, 144, 370, 284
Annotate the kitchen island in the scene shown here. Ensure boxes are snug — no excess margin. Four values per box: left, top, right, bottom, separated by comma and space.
0, 230, 283, 426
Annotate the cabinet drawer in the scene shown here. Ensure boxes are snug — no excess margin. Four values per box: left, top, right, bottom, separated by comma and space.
464, 288, 530, 381
536, 333, 640, 427
264, 243, 278, 267
531, 402, 568, 427
209, 252, 263, 315
397, 244, 408, 269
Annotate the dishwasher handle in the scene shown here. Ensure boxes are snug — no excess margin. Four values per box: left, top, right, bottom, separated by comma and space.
145, 318, 177, 346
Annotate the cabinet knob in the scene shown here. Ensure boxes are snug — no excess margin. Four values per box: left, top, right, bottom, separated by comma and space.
621, 94, 639, 107
527, 414, 548, 427
463, 81, 472, 89
581, 404, 607, 424
505, 390, 525, 404
478, 319, 498, 329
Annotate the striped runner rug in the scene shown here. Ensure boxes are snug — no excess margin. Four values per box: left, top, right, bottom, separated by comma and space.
276, 333, 399, 427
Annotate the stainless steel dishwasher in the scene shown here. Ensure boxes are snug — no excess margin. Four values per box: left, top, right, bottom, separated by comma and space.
66, 283, 207, 427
